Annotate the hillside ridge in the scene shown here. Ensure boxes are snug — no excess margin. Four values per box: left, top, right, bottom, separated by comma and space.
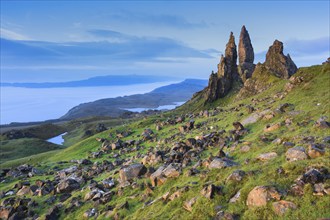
0, 28, 329, 220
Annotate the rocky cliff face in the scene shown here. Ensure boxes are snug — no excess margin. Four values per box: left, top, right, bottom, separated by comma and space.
264, 40, 297, 78
238, 25, 255, 82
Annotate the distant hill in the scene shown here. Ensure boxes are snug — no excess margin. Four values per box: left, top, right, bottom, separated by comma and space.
0, 74, 178, 88
60, 79, 207, 120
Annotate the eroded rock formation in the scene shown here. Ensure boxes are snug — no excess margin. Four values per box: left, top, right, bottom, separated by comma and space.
204, 26, 298, 104
238, 25, 255, 82
205, 32, 238, 102
264, 40, 297, 78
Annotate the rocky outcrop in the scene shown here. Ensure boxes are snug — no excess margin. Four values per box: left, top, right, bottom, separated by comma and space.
205, 32, 238, 102
238, 25, 255, 82
202, 26, 300, 104
204, 26, 258, 103
264, 40, 297, 78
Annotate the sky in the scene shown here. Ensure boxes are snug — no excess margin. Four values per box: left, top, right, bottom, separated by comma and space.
1, 0, 329, 82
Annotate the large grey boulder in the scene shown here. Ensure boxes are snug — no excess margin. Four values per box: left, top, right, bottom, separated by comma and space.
119, 164, 147, 182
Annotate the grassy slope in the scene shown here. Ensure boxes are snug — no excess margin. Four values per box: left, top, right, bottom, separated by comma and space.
1, 64, 329, 219
0, 138, 64, 164
0, 123, 66, 140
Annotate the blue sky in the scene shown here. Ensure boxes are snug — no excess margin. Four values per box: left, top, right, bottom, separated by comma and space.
1, 1, 329, 82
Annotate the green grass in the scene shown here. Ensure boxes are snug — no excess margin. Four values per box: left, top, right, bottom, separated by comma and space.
0, 138, 64, 164
0, 123, 66, 140
1, 64, 329, 219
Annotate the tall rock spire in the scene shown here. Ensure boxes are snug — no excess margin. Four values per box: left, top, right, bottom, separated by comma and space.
238, 25, 254, 65
205, 32, 238, 102
238, 25, 255, 82
264, 40, 297, 78
221, 32, 238, 80
225, 32, 238, 64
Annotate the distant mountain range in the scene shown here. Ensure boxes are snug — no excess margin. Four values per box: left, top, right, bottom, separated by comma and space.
0, 75, 178, 88
60, 79, 208, 120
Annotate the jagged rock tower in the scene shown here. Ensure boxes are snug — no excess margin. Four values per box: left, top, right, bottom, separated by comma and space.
238, 25, 255, 82
264, 40, 298, 78
203, 26, 297, 104
205, 32, 238, 102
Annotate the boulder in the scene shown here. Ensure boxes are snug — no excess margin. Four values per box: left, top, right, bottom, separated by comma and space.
200, 184, 222, 199
308, 144, 325, 158
45, 205, 60, 220
264, 40, 297, 78
179, 125, 188, 133
183, 197, 197, 212
233, 122, 244, 131
169, 191, 182, 201
290, 184, 304, 196
162, 163, 181, 178
246, 186, 281, 207
16, 185, 32, 196
56, 179, 80, 193
301, 169, 324, 184
0, 207, 14, 220
272, 200, 297, 216
111, 140, 123, 150
83, 208, 97, 219
59, 193, 72, 202
84, 191, 97, 201
141, 129, 154, 140
150, 166, 167, 187
257, 152, 278, 161
186, 120, 195, 130
240, 145, 251, 152
286, 147, 308, 161
229, 190, 241, 203
102, 178, 115, 189
77, 159, 92, 165
214, 211, 238, 220
119, 164, 147, 182
185, 138, 197, 147
264, 123, 281, 132
226, 170, 246, 182
209, 158, 238, 169
315, 117, 330, 129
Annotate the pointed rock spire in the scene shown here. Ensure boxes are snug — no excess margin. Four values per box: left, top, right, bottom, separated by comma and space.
238, 25, 255, 82
238, 25, 254, 65
205, 32, 239, 102
225, 32, 238, 62
265, 40, 297, 78
218, 32, 238, 80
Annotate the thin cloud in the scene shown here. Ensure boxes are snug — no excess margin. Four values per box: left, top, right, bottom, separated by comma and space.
1, 29, 213, 73
285, 37, 329, 56
0, 28, 31, 40
107, 11, 208, 29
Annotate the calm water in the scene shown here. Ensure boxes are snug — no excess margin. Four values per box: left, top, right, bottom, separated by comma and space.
0, 82, 177, 124
123, 102, 185, 112
47, 132, 67, 145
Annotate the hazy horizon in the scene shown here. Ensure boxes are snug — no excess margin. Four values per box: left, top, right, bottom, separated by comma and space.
0, 81, 180, 124
1, 1, 329, 124
1, 1, 329, 83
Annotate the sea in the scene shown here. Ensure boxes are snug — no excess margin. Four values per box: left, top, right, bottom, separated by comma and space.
0, 81, 179, 124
